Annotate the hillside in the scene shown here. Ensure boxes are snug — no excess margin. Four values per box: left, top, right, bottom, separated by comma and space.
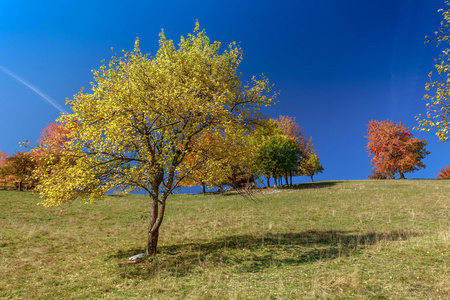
0, 180, 448, 299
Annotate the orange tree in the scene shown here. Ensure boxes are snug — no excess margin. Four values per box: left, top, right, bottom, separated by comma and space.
436, 165, 450, 179
0, 151, 37, 191
177, 130, 251, 193
366, 120, 429, 179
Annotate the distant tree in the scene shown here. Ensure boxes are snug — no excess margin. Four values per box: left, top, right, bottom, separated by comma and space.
0, 151, 7, 170
0, 151, 9, 188
415, 2, 450, 141
0, 151, 37, 191
273, 115, 312, 184
177, 131, 250, 193
36, 122, 72, 154
31, 122, 75, 193
366, 120, 430, 179
436, 165, 450, 179
34, 24, 276, 257
253, 134, 299, 188
297, 151, 323, 182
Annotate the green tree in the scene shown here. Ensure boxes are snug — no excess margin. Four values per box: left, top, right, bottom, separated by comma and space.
253, 133, 299, 188
273, 115, 312, 185
34, 24, 276, 256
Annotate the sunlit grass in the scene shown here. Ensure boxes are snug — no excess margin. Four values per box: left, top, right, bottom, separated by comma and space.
0, 180, 449, 299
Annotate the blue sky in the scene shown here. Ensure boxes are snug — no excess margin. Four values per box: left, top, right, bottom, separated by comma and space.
0, 0, 448, 186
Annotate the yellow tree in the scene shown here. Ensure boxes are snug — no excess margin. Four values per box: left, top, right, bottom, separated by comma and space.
35, 23, 276, 256
416, 2, 450, 141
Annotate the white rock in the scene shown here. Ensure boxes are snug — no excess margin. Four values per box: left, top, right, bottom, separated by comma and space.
129, 253, 147, 261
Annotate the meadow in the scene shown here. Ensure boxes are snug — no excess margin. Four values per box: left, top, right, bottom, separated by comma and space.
0, 180, 448, 299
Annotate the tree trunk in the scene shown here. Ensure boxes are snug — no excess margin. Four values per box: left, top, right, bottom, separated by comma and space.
399, 172, 405, 179
18, 180, 22, 191
290, 170, 293, 186
147, 228, 159, 256
201, 182, 206, 194
147, 197, 166, 256
310, 175, 314, 182
284, 171, 289, 187
273, 176, 278, 188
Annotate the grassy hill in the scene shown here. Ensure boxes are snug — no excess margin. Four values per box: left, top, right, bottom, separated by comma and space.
0, 180, 448, 299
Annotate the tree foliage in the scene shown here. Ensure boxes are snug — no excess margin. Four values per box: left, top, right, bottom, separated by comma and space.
366, 120, 429, 179
32, 122, 73, 167
0, 151, 9, 188
273, 115, 312, 156
296, 151, 323, 182
415, 2, 450, 141
177, 130, 250, 192
34, 24, 276, 256
251, 121, 299, 187
436, 165, 450, 179
0, 151, 37, 190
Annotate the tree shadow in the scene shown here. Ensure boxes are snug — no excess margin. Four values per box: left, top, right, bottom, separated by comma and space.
283, 181, 342, 190
111, 229, 420, 279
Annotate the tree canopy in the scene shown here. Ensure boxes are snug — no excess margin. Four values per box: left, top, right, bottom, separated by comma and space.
0, 151, 37, 191
415, 2, 450, 141
366, 120, 429, 179
296, 151, 323, 182
34, 23, 276, 256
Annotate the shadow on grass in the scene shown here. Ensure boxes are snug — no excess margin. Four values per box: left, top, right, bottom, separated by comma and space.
283, 181, 342, 190
215, 181, 342, 200
112, 229, 420, 279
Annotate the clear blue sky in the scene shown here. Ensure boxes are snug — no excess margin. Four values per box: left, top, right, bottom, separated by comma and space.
1, 0, 448, 184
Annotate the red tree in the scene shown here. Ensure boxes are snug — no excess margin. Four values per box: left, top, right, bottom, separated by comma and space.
366, 120, 429, 179
34, 122, 72, 158
436, 165, 450, 179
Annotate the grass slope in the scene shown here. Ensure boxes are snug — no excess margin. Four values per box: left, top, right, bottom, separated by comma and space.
0, 180, 449, 299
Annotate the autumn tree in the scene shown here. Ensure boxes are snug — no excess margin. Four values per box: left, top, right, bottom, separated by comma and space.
36, 122, 72, 154
32, 122, 74, 172
415, 2, 450, 141
34, 24, 276, 256
177, 130, 251, 193
436, 165, 450, 179
0, 151, 9, 188
366, 120, 429, 179
273, 115, 313, 185
251, 127, 299, 188
0, 151, 37, 191
273, 115, 312, 153
296, 151, 323, 182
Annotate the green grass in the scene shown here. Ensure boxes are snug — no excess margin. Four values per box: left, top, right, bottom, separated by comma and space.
0, 180, 449, 299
